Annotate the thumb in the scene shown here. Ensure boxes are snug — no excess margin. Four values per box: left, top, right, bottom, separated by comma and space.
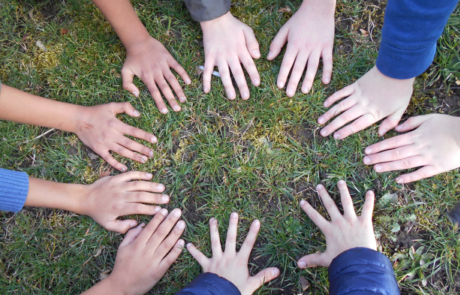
394, 115, 431, 133
298, 252, 330, 268
106, 219, 139, 234
111, 102, 140, 117
121, 68, 140, 97
249, 267, 280, 291
378, 108, 405, 136
243, 27, 260, 59
267, 26, 288, 60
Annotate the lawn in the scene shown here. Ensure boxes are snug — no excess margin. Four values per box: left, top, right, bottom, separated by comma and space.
1, 0, 460, 294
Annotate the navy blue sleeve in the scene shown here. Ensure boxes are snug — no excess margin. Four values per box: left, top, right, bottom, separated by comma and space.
328, 248, 400, 295
376, 0, 458, 79
0, 168, 29, 212
176, 273, 241, 295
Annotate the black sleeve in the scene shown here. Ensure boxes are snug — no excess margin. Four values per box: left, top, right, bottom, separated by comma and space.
183, 0, 231, 22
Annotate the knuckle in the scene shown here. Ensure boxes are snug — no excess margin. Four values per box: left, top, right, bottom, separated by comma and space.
401, 160, 411, 168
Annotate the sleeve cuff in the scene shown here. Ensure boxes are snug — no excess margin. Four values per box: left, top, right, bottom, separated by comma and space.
0, 168, 29, 212
177, 272, 241, 295
183, 0, 231, 22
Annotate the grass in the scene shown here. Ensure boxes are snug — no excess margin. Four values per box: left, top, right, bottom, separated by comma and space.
1, 0, 460, 294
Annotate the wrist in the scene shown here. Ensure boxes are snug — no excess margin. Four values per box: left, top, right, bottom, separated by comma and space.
123, 32, 152, 53
64, 183, 87, 215
200, 11, 232, 32
300, 0, 336, 14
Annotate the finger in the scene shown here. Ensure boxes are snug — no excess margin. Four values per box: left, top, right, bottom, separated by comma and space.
217, 60, 236, 100
240, 51, 260, 87
248, 268, 280, 291
148, 208, 182, 248
120, 223, 145, 247
228, 57, 250, 100
360, 191, 375, 221
122, 122, 157, 144
155, 220, 186, 258
146, 81, 168, 114
121, 68, 140, 97
243, 27, 260, 59
337, 180, 356, 219
111, 102, 141, 117
187, 243, 210, 268
324, 84, 356, 108
155, 75, 181, 112
320, 105, 363, 137
378, 108, 405, 136
277, 46, 298, 89
316, 184, 342, 221
164, 69, 187, 103
299, 199, 329, 231
99, 151, 127, 172
126, 180, 166, 193
321, 47, 333, 84
395, 115, 431, 133
396, 166, 439, 184
117, 135, 154, 158
285, 51, 309, 97
122, 203, 162, 216
373, 155, 427, 173
105, 219, 139, 234
203, 58, 215, 93
169, 58, 191, 85
363, 145, 419, 166
267, 26, 288, 60
318, 97, 356, 125
301, 50, 321, 94
333, 113, 377, 140
238, 219, 260, 259
136, 208, 168, 244
209, 218, 223, 258
364, 133, 414, 155
110, 143, 148, 164
225, 212, 239, 254
116, 171, 153, 182
158, 239, 185, 275
127, 192, 169, 205
298, 252, 330, 268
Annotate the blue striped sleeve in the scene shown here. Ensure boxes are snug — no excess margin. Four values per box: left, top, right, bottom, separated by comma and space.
0, 168, 29, 212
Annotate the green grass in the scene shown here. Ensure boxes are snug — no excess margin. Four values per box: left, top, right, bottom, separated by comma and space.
1, 0, 460, 294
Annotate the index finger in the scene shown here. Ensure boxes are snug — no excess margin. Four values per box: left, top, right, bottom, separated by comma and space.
238, 219, 260, 259
121, 123, 157, 144
300, 199, 329, 231
364, 133, 413, 155
316, 184, 342, 221
225, 212, 239, 255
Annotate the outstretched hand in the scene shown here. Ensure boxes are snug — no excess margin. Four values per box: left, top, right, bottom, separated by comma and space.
298, 181, 376, 268
122, 37, 191, 114
268, 0, 335, 96
75, 102, 156, 172
80, 171, 169, 233
318, 66, 414, 140
187, 213, 280, 295
363, 114, 460, 183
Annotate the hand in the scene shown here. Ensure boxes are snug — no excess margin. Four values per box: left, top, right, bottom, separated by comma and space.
298, 181, 376, 268
200, 12, 261, 100
80, 171, 169, 233
122, 37, 191, 114
318, 66, 415, 139
187, 213, 279, 295
268, 0, 335, 96
363, 114, 460, 183
86, 209, 185, 295
75, 102, 156, 172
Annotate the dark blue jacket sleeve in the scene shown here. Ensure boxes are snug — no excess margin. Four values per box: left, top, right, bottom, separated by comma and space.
176, 273, 241, 295
376, 0, 458, 79
0, 168, 29, 212
328, 248, 400, 295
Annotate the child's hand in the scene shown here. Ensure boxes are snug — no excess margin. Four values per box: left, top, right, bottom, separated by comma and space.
200, 12, 261, 100
268, 0, 335, 96
363, 114, 460, 183
298, 181, 376, 268
80, 171, 169, 233
318, 66, 414, 139
187, 213, 280, 295
75, 102, 156, 172
122, 37, 191, 114
92, 209, 186, 295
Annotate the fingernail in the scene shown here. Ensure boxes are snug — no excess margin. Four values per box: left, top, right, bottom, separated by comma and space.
187, 243, 192, 249
365, 147, 372, 154
180, 96, 187, 102
334, 133, 340, 140
267, 51, 273, 58
374, 165, 382, 172
231, 212, 238, 219
338, 180, 345, 185
177, 221, 185, 229
302, 86, 310, 93
300, 199, 306, 206
228, 91, 236, 99
363, 157, 370, 164
277, 81, 284, 88
320, 129, 327, 137
174, 106, 181, 112
140, 223, 146, 227
287, 89, 294, 96
141, 157, 147, 163
380, 129, 387, 136
395, 125, 402, 131
242, 92, 249, 99
130, 221, 137, 228
162, 195, 169, 202
316, 184, 323, 190
146, 173, 153, 178
173, 209, 182, 217
150, 150, 154, 157
298, 261, 306, 268
324, 102, 329, 107
203, 86, 209, 93
395, 177, 402, 184
160, 208, 168, 215
154, 207, 161, 212
252, 79, 260, 86
121, 166, 127, 172
318, 117, 324, 124
158, 184, 165, 191
162, 108, 168, 114
272, 268, 280, 276
132, 91, 139, 97
324, 77, 330, 84
252, 50, 260, 57
133, 110, 140, 116
186, 79, 191, 84
178, 240, 185, 247
151, 136, 157, 144
253, 219, 260, 226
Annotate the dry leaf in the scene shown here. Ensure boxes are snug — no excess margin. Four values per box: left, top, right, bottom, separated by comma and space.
99, 270, 111, 280
94, 245, 105, 257
114, 73, 121, 79
196, 65, 203, 76
36, 40, 47, 52
278, 7, 292, 13
456, 79, 460, 85
99, 169, 112, 178
60, 29, 69, 35
360, 29, 369, 36
29, 9, 34, 20
88, 152, 99, 160
299, 276, 310, 291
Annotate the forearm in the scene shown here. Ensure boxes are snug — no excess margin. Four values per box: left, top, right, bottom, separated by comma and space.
0, 85, 83, 133
81, 276, 125, 295
25, 177, 86, 214
91, 0, 151, 49
299, 0, 336, 14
